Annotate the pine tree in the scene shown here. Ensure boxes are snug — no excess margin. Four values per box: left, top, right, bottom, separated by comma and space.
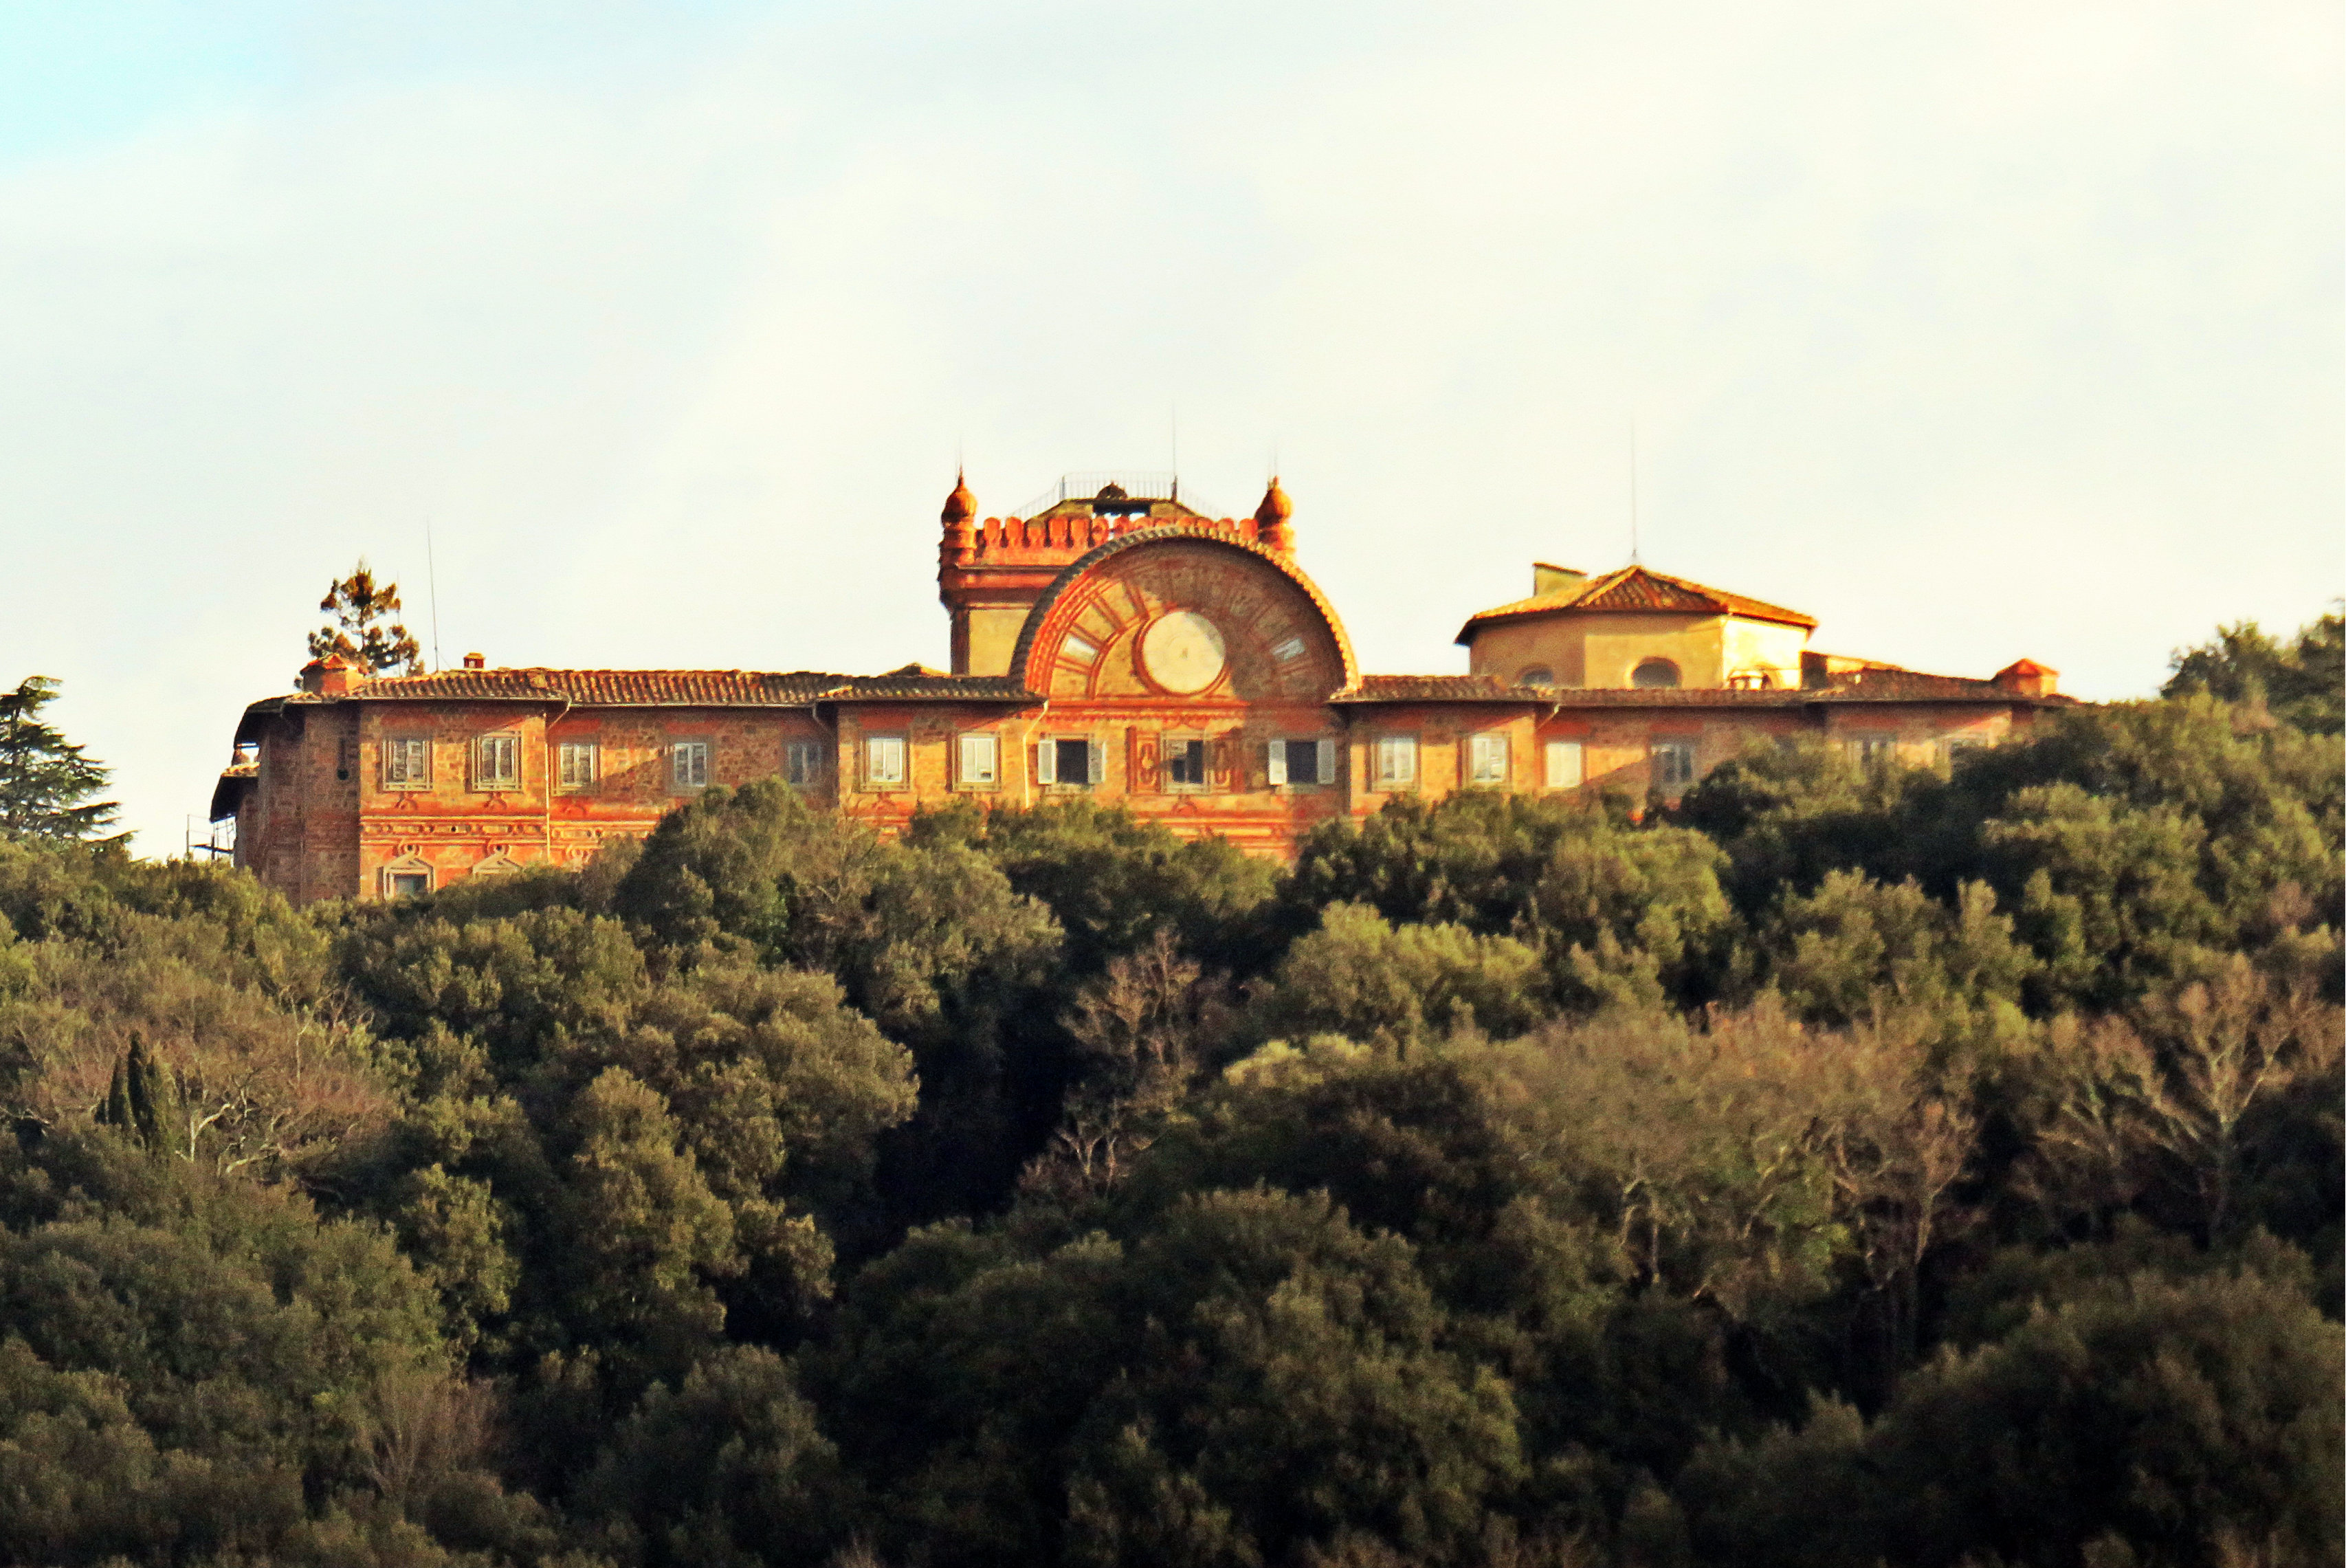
309, 560, 425, 676
0, 676, 120, 841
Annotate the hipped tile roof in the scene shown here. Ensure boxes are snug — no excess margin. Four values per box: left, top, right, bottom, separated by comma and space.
270, 665, 1036, 708
234, 664, 1040, 744
1334, 669, 2066, 707
1458, 565, 1817, 640
339, 668, 850, 704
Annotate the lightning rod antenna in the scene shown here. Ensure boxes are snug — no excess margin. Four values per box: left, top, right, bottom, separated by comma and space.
425, 518, 443, 671
1629, 417, 1641, 566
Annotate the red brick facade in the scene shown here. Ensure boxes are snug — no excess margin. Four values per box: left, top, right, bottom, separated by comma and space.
214, 477, 2068, 904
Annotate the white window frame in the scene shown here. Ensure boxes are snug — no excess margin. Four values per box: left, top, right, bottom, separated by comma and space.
380, 855, 433, 900
1372, 734, 1418, 791
384, 736, 431, 791
472, 733, 522, 792
955, 732, 999, 791
865, 733, 908, 788
784, 738, 826, 788
556, 740, 598, 791
1268, 737, 1337, 788
1162, 733, 1210, 793
1650, 739, 1698, 789
1465, 730, 1510, 787
1543, 738, 1584, 791
1037, 735, 1103, 789
671, 739, 712, 793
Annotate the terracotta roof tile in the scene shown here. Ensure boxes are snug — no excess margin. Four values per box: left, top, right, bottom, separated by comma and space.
346, 668, 851, 705
236, 667, 1043, 740
829, 667, 1034, 701
1458, 565, 1817, 641
1335, 675, 1553, 703
208, 762, 258, 821
1333, 670, 2070, 708
1814, 668, 2068, 703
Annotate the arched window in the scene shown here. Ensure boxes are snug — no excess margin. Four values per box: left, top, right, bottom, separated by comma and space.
1517, 666, 1554, 687
1632, 659, 1681, 689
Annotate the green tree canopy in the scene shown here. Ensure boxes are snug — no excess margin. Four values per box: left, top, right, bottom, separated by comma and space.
0, 677, 118, 843
2163, 606, 2343, 734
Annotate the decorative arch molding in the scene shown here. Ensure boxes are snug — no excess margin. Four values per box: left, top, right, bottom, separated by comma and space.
1008, 527, 1358, 698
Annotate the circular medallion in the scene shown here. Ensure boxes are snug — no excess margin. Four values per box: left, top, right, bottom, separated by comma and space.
1138, 610, 1227, 694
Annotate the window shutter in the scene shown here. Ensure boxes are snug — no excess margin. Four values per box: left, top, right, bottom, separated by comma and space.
1087, 738, 1105, 784
1266, 740, 1287, 787
1036, 738, 1056, 785
1545, 740, 1584, 789
1316, 738, 1336, 785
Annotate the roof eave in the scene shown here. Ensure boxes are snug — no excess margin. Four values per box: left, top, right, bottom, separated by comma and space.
1456, 604, 1816, 644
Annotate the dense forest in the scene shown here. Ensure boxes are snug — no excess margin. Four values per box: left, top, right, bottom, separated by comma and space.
0, 616, 2338, 1568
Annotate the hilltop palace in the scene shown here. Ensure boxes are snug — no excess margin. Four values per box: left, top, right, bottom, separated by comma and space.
212, 474, 2066, 904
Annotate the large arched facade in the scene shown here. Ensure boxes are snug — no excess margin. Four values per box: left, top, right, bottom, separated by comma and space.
1010, 527, 1356, 699
996, 527, 1360, 850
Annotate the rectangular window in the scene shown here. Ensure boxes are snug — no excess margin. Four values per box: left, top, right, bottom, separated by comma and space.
1165, 737, 1209, 790
1268, 737, 1334, 787
557, 741, 598, 790
473, 733, 521, 791
1467, 731, 1509, 786
1271, 634, 1306, 662
1848, 733, 1899, 765
865, 734, 907, 787
1037, 736, 1100, 788
1544, 739, 1584, 790
1373, 735, 1418, 790
1651, 740, 1697, 788
384, 737, 430, 790
386, 870, 431, 899
784, 740, 826, 787
957, 733, 999, 788
672, 740, 711, 791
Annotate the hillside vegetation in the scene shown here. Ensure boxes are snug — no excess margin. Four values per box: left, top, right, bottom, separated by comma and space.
0, 641, 2338, 1567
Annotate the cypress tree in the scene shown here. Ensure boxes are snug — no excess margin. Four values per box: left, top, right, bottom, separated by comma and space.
124, 1032, 170, 1154
100, 1051, 133, 1133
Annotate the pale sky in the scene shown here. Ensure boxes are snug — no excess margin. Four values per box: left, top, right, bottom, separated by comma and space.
1, 1, 2338, 855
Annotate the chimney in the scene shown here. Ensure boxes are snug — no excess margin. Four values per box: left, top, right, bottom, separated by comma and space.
1534, 562, 1587, 597
316, 654, 355, 696
1994, 659, 2057, 698
298, 659, 325, 694
463, 652, 486, 670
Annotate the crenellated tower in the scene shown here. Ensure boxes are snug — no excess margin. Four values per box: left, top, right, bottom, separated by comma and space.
937, 473, 1298, 676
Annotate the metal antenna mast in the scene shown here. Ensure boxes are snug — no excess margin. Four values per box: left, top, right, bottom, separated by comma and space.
1629, 417, 1641, 565
425, 518, 444, 671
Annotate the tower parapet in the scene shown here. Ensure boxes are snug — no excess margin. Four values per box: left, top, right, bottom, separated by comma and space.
938, 475, 1294, 675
